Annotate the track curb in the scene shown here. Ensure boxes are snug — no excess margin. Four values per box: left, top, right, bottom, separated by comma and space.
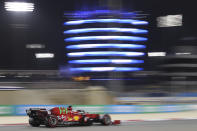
120, 118, 197, 122
0, 123, 28, 126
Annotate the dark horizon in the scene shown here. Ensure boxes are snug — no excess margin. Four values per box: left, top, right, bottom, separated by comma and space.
0, 0, 196, 70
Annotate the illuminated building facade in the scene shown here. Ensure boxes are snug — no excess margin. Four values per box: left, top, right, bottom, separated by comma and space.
64, 10, 148, 82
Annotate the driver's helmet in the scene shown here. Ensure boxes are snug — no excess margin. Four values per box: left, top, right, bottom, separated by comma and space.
67, 105, 72, 111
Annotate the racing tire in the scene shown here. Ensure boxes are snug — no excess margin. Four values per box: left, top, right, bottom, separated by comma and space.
46, 115, 58, 128
101, 114, 111, 125
29, 118, 40, 127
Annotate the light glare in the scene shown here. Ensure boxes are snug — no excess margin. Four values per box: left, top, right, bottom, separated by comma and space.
69, 59, 144, 64
157, 14, 182, 27
68, 51, 145, 57
64, 28, 148, 34
35, 53, 54, 58
148, 52, 166, 57
64, 19, 148, 25
5, 2, 34, 12
70, 67, 143, 72
26, 44, 45, 49
66, 44, 146, 49
65, 36, 148, 42
176, 52, 191, 55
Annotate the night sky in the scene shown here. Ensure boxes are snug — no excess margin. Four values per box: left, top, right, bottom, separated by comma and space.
0, 0, 196, 70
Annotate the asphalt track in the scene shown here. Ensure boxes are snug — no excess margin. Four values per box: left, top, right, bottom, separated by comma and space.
1, 120, 197, 131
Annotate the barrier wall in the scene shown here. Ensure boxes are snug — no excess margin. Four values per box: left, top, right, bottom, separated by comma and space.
0, 104, 196, 116
0, 105, 13, 116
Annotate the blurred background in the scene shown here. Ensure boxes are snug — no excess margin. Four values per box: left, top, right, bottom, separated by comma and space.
1, 0, 197, 106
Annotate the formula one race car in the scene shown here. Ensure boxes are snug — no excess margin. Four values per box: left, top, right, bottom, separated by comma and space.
26, 106, 120, 128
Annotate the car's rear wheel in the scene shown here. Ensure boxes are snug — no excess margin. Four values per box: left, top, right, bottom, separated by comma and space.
46, 115, 58, 128
29, 118, 40, 127
101, 114, 111, 125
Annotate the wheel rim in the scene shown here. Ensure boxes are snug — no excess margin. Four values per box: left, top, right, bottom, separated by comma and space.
104, 116, 111, 124
49, 117, 57, 126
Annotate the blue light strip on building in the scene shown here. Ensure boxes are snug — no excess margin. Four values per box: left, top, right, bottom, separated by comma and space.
64, 19, 148, 25
90, 78, 134, 80
69, 59, 144, 64
65, 36, 148, 42
64, 28, 148, 34
66, 44, 146, 49
68, 51, 145, 57
65, 10, 137, 19
69, 67, 143, 72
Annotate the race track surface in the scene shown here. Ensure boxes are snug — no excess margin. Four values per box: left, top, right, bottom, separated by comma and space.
1, 120, 197, 131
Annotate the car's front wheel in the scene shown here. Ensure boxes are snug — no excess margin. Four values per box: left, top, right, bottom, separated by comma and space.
46, 115, 58, 128
101, 114, 111, 125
